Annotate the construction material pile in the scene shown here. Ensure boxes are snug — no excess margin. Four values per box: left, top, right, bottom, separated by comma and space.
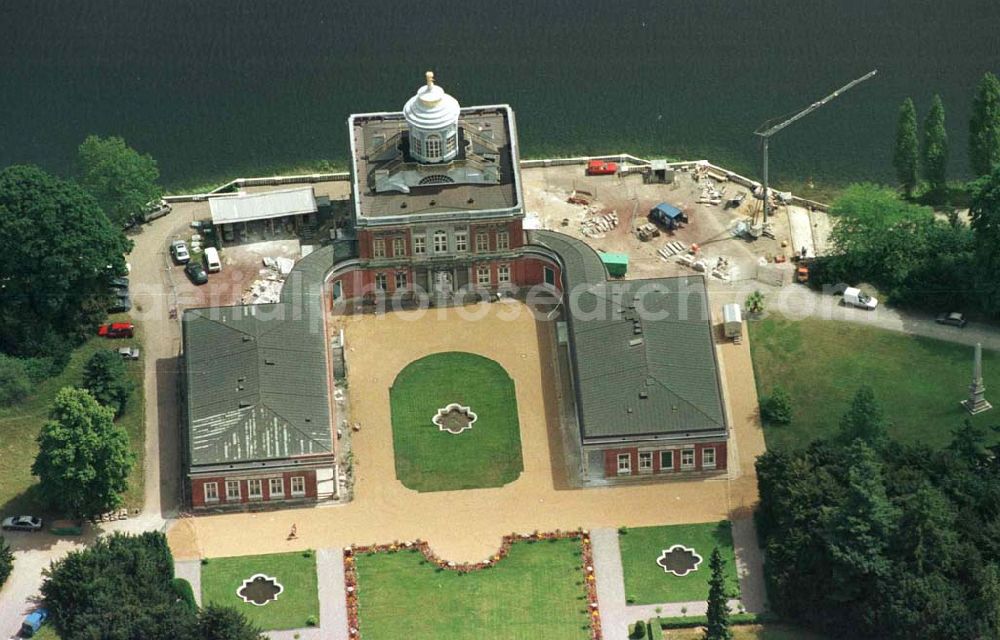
241, 256, 294, 305
581, 210, 618, 238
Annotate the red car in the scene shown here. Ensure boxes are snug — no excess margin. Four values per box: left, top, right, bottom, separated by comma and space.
586, 159, 618, 176
98, 322, 135, 339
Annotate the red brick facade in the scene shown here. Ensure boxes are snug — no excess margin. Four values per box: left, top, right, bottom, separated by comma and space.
601, 441, 727, 479
190, 469, 318, 509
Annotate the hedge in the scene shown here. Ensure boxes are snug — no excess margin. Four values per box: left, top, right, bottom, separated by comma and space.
656, 612, 773, 629
171, 577, 197, 611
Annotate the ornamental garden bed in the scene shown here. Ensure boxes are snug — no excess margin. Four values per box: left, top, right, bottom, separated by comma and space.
389, 351, 523, 491
345, 531, 600, 639
200, 551, 319, 630
618, 521, 739, 605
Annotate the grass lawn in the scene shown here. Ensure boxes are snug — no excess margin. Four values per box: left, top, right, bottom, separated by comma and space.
619, 522, 739, 605
354, 538, 590, 640
201, 551, 319, 631
389, 351, 523, 492
749, 316, 1000, 450
661, 623, 831, 640
0, 315, 145, 516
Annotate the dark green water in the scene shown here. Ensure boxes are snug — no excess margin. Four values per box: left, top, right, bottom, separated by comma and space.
1, 0, 998, 188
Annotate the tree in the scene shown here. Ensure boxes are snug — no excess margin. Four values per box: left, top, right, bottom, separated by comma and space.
0, 354, 31, 406
32, 387, 134, 518
704, 547, 733, 640
77, 135, 163, 228
745, 290, 765, 315
83, 349, 133, 417
970, 72, 1000, 177
894, 98, 920, 197
0, 536, 13, 588
198, 606, 266, 640
922, 95, 949, 196
0, 165, 132, 361
839, 386, 889, 445
761, 385, 792, 425
969, 164, 1000, 316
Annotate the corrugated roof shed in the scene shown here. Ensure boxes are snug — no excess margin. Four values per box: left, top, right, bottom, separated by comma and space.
209, 187, 318, 225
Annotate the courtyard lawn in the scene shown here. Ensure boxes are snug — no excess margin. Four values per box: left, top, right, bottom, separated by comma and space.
749, 317, 1000, 450
389, 351, 523, 492
619, 522, 739, 605
200, 551, 319, 631
354, 539, 590, 640
0, 317, 145, 516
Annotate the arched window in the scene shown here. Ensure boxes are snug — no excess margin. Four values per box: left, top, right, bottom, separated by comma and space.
425, 135, 442, 160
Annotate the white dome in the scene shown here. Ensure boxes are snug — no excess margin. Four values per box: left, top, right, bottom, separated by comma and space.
403, 72, 460, 130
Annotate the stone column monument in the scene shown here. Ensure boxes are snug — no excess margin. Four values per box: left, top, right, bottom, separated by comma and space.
962, 342, 993, 415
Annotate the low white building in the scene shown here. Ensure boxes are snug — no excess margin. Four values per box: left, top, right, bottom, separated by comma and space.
209, 186, 319, 245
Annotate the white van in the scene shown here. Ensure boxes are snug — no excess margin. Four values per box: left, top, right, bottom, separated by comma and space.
203, 247, 222, 273
843, 286, 878, 310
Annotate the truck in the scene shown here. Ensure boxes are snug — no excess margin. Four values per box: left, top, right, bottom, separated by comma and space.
585, 159, 618, 176
20, 608, 49, 637
723, 303, 743, 343
843, 287, 878, 310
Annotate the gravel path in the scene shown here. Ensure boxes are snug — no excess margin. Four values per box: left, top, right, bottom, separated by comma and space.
254, 548, 347, 640
174, 559, 203, 606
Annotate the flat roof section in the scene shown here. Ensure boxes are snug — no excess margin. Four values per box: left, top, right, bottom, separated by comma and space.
209, 186, 318, 225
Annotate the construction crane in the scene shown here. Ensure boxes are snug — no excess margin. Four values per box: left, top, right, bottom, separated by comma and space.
755, 69, 878, 224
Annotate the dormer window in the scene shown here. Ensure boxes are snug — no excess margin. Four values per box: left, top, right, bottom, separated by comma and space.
425, 135, 442, 161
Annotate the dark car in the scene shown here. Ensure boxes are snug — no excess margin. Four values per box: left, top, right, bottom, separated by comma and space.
98, 322, 135, 338
109, 276, 130, 290
185, 261, 208, 285
108, 294, 132, 313
936, 312, 968, 328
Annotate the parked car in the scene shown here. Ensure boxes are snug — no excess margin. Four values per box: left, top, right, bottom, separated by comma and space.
936, 311, 968, 328
843, 286, 878, 310
20, 608, 49, 637
109, 276, 130, 290
2, 515, 43, 531
170, 240, 190, 264
108, 292, 132, 313
98, 322, 135, 338
118, 346, 140, 360
585, 159, 618, 176
142, 199, 172, 223
185, 261, 208, 285
203, 246, 222, 273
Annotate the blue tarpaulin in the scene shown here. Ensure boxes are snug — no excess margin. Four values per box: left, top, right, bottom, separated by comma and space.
651, 203, 683, 220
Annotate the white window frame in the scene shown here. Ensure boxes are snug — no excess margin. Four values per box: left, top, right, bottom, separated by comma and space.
454, 231, 468, 252
269, 477, 285, 498
392, 237, 405, 257
497, 230, 510, 250
247, 478, 263, 500
204, 481, 219, 502
394, 271, 407, 289
375, 273, 387, 291
498, 264, 511, 284
475, 232, 489, 252
446, 134, 457, 153
477, 265, 491, 286
291, 476, 306, 497
433, 230, 448, 253
617, 453, 632, 475
425, 135, 442, 160
413, 235, 426, 255
681, 449, 695, 470
410, 135, 422, 156
638, 451, 653, 473
659, 450, 674, 472
226, 480, 241, 501
703, 447, 717, 469
373, 237, 386, 258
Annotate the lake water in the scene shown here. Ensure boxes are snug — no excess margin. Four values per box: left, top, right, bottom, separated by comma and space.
1, 0, 998, 188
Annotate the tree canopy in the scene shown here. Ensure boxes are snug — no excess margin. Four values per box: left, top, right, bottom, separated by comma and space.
970, 72, 1000, 177
893, 98, 919, 197
0, 536, 12, 589
0, 165, 132, 361
922, 95, 949, 195
77, 135, 163, 228
969, 164, 1000, 316
83, 349, 134, 417
32, 387, 134, 518
704, 547, 733, 640
838, 386, 888, 446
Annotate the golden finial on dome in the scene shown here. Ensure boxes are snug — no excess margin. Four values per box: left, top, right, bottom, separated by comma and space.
425, 71, 435, 87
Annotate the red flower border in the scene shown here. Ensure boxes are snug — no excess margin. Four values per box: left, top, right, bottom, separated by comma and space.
342, 529, 602, 639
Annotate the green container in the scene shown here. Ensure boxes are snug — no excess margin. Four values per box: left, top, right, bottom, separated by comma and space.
600, 252, 629, 277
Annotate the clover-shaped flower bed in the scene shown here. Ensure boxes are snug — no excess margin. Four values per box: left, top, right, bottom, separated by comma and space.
431, 403, 477, 435
342, 529, 602, 640
655, 545, 702, 577
237, 574, 284, 606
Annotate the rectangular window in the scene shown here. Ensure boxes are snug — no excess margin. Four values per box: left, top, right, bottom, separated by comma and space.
454, 231, 468, 252
617, 453, 631, 475
269, 477, 285, 498
659, 450, 674, 471
639, 451, 653, 472
703, 447, 717, 469
226, 480, 241, 501
498, 264, 511, 284
291, 476, 306, 497
477, 265, 491, 286
204, 482, 219, 502
413, 236, 426, 255
433, 230, 448, 253
375, 273, 387, 291
247, 479, 262, 499
476, 232, 489, 252
373, 238, 386, 258
395, 271, 407, 289
497, 231, 510, 250
681, 449, 695, 469
392, 237, 405, 257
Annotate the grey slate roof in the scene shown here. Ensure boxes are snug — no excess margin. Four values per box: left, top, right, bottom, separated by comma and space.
529, 230, 727, 442
183, 246, 335, 467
